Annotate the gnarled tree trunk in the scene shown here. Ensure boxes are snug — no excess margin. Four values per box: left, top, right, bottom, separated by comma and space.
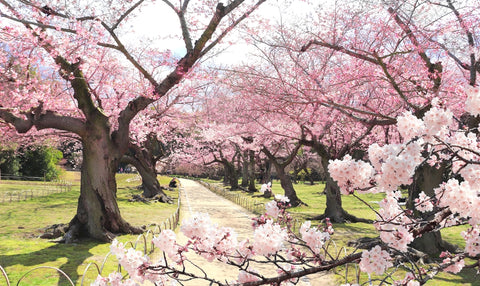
65, 132, 142, 243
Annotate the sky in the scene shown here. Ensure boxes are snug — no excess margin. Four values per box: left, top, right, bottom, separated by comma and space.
124, 0, 317, 66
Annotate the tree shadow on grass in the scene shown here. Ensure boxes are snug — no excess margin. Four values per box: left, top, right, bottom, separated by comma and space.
433, 267, 480, 286
0, 240, 105, 285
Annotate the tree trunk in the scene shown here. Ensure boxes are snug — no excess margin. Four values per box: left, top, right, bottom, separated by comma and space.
225, 161, 239, 190
272, 160, 302, 207
241, 150, 249, 188
247, 150, 257, 192
136, 164, 171, 202
303, 167, 315, 185
311, 158, 371, 223
122, 154, 172, 202
322, 172, 345, 222
407, 163, 457, 256
64, 135, 142, 243
259, 159, 272, 184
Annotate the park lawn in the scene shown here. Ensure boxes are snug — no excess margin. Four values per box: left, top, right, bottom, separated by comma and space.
208, 179, 478, 286
0, 171, 179, 285
287, 182, 477, 286
0, 180, 57, 193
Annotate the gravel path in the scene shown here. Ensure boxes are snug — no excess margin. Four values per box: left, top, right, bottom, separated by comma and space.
175, 178, 337, 286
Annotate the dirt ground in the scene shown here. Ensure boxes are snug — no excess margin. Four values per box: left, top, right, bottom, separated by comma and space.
172, 178, 337, 286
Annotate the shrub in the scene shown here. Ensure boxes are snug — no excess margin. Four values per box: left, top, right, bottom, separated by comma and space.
19, 145, 63, 181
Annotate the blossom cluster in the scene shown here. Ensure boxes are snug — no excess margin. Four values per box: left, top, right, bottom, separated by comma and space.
394, 272, 420, 286
414, 191, 434, 213
93, 239, 169, 285
181, 212, 240, 262
329, 91, 480, 279
359, 245, 393, 275
253, 219, 288, 256
151, 229, 183, 263
465, 85, 480, 116
328, 154, 374, 194
299, 221, 330, 255
367, 141, 423, 192
462, 226, 480, 256
375, 191, 414, 251
440, 252, 465, 274
435, 179, 480, 225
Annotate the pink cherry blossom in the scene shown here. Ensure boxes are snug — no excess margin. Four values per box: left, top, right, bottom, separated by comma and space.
252, 219, 288, 256
299, 221, 330, 255
328, 155, 375, 194
465, 85, 480, 116
414, 191, 434, 213
359, 245, 393, 275
265, 201, 281, 218
462, 226, 480, 256
236, 270, 260, 283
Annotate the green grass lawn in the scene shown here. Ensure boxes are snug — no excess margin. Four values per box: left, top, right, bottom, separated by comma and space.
1, 176, 478, 285
205, 179, 478, 286
0, 171, 179, 285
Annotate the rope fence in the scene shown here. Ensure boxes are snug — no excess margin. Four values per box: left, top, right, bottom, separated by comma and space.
197, 181, 266, 215
0, 180, 72, 203
196, 180, 306, 233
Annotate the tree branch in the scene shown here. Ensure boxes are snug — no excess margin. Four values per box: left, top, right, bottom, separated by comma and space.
239, 252, 362, 286
200, 0, 267, 58
301, 39, 378, 65
0, 106, 86, 136
387, 7, 443, 92
445, 0, 477, 85
112, 0, 146, 31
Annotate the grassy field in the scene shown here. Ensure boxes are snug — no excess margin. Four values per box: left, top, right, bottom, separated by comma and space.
204, 179, 478, 286
0, 171, 179, 285
1, 176, 478, 285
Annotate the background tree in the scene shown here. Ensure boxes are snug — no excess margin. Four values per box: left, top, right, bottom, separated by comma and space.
18, 144, 63, 181
299, 0, 480, 254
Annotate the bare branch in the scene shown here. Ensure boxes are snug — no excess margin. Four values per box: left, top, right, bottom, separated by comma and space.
201, 0, 267, 58
301, 39, 378, 65
445, 0, 476, 85
112, 0, 146, 31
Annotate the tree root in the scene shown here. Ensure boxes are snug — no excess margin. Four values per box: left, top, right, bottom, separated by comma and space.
50, 216, 144, 243
129, 193, 173, 204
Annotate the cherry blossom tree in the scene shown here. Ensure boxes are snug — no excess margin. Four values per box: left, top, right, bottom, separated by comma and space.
190, 81, 307, 204
221, 26, 378, 220
299, 0, 480, 254
88, 0, 480, 284
0, 0, 267, 241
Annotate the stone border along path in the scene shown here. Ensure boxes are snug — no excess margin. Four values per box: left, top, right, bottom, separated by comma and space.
171, 178, 337, 286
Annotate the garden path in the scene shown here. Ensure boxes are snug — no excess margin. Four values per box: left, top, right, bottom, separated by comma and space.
172, 178, 336, 286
